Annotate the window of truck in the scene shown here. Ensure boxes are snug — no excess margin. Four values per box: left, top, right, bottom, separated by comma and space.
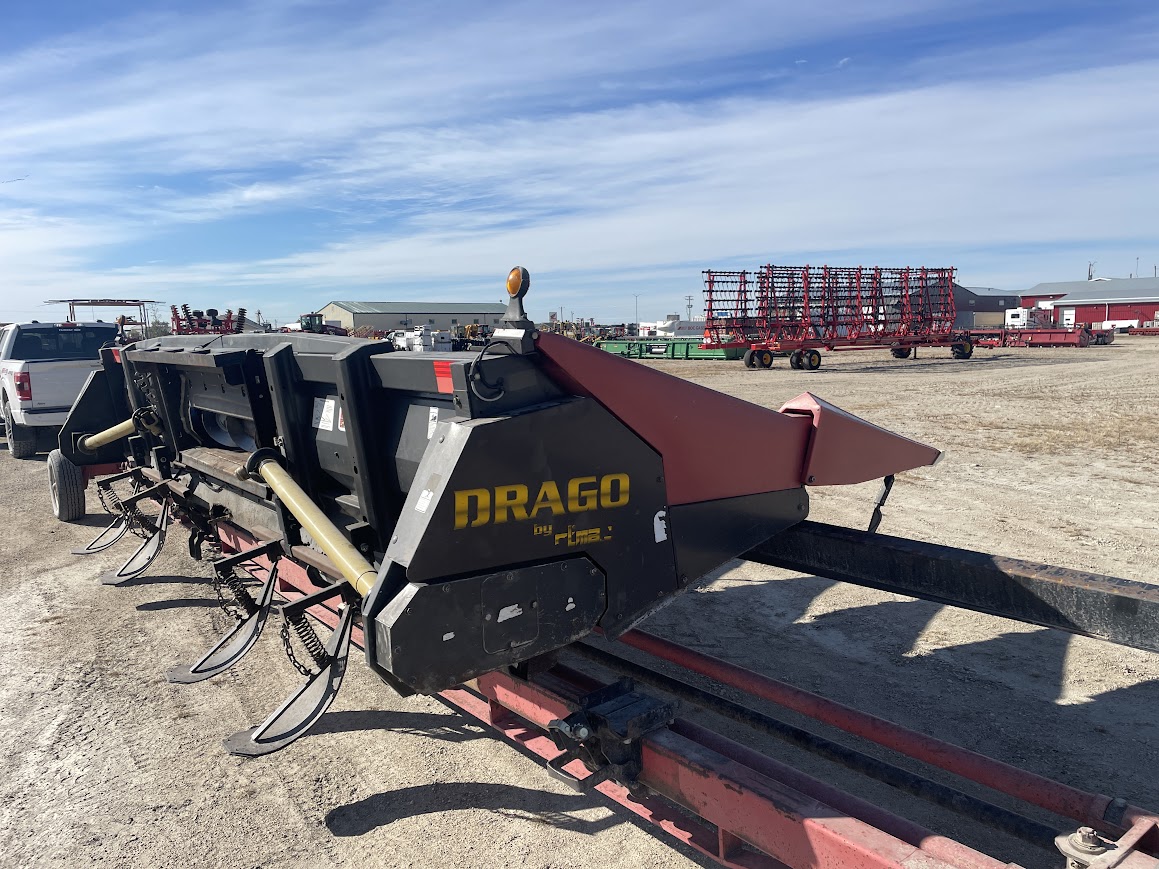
10, 325, 118, 361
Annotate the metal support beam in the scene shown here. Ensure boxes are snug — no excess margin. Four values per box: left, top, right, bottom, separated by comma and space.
744, 520, 1159, 653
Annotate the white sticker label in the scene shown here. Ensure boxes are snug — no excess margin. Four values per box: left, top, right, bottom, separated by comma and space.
415, 489, 434, 513
337, 408, 345, 432
427, 406, 439, 439
312, 397, 336, 431
442, 631, 455, 642
497, 603, 524, 623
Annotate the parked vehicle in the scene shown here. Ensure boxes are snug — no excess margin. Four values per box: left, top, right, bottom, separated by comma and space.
0, 321, 119, 458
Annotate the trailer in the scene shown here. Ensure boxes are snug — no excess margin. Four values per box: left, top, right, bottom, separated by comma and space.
43, 267, 1158, 869
968, 326, 1114, 348
595, 336, 743, 360
701, 265, 974, 369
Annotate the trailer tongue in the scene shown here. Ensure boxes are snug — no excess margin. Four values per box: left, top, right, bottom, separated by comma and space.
52, 268, 1157, 869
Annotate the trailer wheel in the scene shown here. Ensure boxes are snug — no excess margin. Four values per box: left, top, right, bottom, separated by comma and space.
48, 449, 86, 521
3, 402, 37, 459
743, 349, 757, 369
804, 349, 822, 370
757, 349, 775, 369
890, 347, 912, 359
789, 351, 803, 369
951, 340, 974, 359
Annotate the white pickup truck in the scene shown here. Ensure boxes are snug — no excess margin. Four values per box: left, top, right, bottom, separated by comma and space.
1, 321, 120, 458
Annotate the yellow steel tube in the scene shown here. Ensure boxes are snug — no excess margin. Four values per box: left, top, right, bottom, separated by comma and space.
80, 417, 138, 452
252, 457, 378, 597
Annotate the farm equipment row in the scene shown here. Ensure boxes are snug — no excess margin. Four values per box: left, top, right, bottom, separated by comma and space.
44, 268, 1158, 868
699, 265, 1121, 369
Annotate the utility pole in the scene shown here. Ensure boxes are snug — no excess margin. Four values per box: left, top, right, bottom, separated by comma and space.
685, 294, 694, 321
633, 294, 641, 328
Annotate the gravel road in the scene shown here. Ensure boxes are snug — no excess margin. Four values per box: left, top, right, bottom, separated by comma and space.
1, 337, 1155, 869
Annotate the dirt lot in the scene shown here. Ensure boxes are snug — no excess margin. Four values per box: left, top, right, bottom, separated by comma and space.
0, 337, 1156, 869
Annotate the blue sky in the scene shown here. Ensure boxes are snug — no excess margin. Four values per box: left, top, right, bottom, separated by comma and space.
1, 1, 1157, 325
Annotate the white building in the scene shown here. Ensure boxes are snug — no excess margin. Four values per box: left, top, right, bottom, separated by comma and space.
316, 301, 508, 333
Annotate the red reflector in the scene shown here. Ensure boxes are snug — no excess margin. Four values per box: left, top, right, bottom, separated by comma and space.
111, 347, 122, 363
14, 371, 32, 401
433, 360, 454, 394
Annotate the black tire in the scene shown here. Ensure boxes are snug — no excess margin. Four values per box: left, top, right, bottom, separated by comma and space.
743, 349, 757, 369
757, 349, 774, 369
48, 449, 86, 521
804, 349, 822, 370
789, 351, 803, 369
951, 340, 974, 360
891, 347, 912, 359
3, 402, 37, 459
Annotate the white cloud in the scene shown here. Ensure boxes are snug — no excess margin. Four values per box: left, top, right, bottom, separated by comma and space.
0, 2, 1156, 322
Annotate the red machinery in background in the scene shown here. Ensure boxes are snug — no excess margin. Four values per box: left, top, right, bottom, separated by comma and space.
701, 266, 974, 370
170, 304, 248, 335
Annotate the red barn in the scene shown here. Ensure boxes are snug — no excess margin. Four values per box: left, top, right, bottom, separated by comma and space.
1019, 278, 1159, 329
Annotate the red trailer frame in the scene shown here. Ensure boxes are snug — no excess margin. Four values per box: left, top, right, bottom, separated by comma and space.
701, 266, 973, 370
209, 521, 1159, 869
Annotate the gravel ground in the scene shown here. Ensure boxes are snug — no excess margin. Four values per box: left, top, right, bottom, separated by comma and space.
0, 336, 1155, 869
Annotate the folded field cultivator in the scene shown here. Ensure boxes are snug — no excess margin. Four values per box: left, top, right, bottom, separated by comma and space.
49, 269, 1157, 868
702, 265, 975, 369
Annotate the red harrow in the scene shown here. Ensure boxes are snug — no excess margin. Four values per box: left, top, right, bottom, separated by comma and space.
702, 265, 975, 369
46, 269, 1157, 868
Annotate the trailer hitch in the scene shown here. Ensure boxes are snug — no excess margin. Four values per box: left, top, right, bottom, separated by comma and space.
545, 679, 674, 794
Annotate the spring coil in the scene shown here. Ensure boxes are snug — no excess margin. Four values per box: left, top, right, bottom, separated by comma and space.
97, 484, 123, 516
214, 569, 254, 620
280, 612, 328, 676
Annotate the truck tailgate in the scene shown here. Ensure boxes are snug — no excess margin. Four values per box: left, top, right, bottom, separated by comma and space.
25, 360, 102, 410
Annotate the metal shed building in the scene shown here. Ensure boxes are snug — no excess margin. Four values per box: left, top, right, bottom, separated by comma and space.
1019, 278, 1159, 329
316, 301, 508, 333
952, 284, 1021, 329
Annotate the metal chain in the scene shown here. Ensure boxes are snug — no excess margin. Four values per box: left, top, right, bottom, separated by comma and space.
279, 613, 323, 677
212, 568, 247, 621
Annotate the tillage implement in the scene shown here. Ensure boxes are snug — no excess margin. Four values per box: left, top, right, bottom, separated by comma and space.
50, 268, 1158, 869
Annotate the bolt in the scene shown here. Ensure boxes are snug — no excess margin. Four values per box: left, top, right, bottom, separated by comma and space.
679, 574, 689, 586
615, 613, 622, 619
484, 613, 492, 621
442, 585, 450, 594
393, 646, 401, 655
1078, 828, 1099, 847
438, 435, 444, 443
391, 535, 398, 544
590, 568, 599, 576
807, 475, 816, 484
531, 600, 538, 609
573, 725, 589, 740
797, 502, 805, 512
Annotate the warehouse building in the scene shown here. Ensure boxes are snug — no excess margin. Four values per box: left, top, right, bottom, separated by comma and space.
1019, 278, 1159, 329
316, 301, 508, 333
952, 284, 1021, 329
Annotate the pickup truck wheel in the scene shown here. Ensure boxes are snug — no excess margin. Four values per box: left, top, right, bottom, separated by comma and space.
3, 402, 37, 459
48, 449, 86, 521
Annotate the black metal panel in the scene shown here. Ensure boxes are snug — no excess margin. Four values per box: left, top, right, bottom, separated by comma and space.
59, 369, 128, 465
373, 557, 606, 693
745, 520, 1159, 653
332, 342, 399, 546
668, 488, 808, 585
383, 396, 676, 635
